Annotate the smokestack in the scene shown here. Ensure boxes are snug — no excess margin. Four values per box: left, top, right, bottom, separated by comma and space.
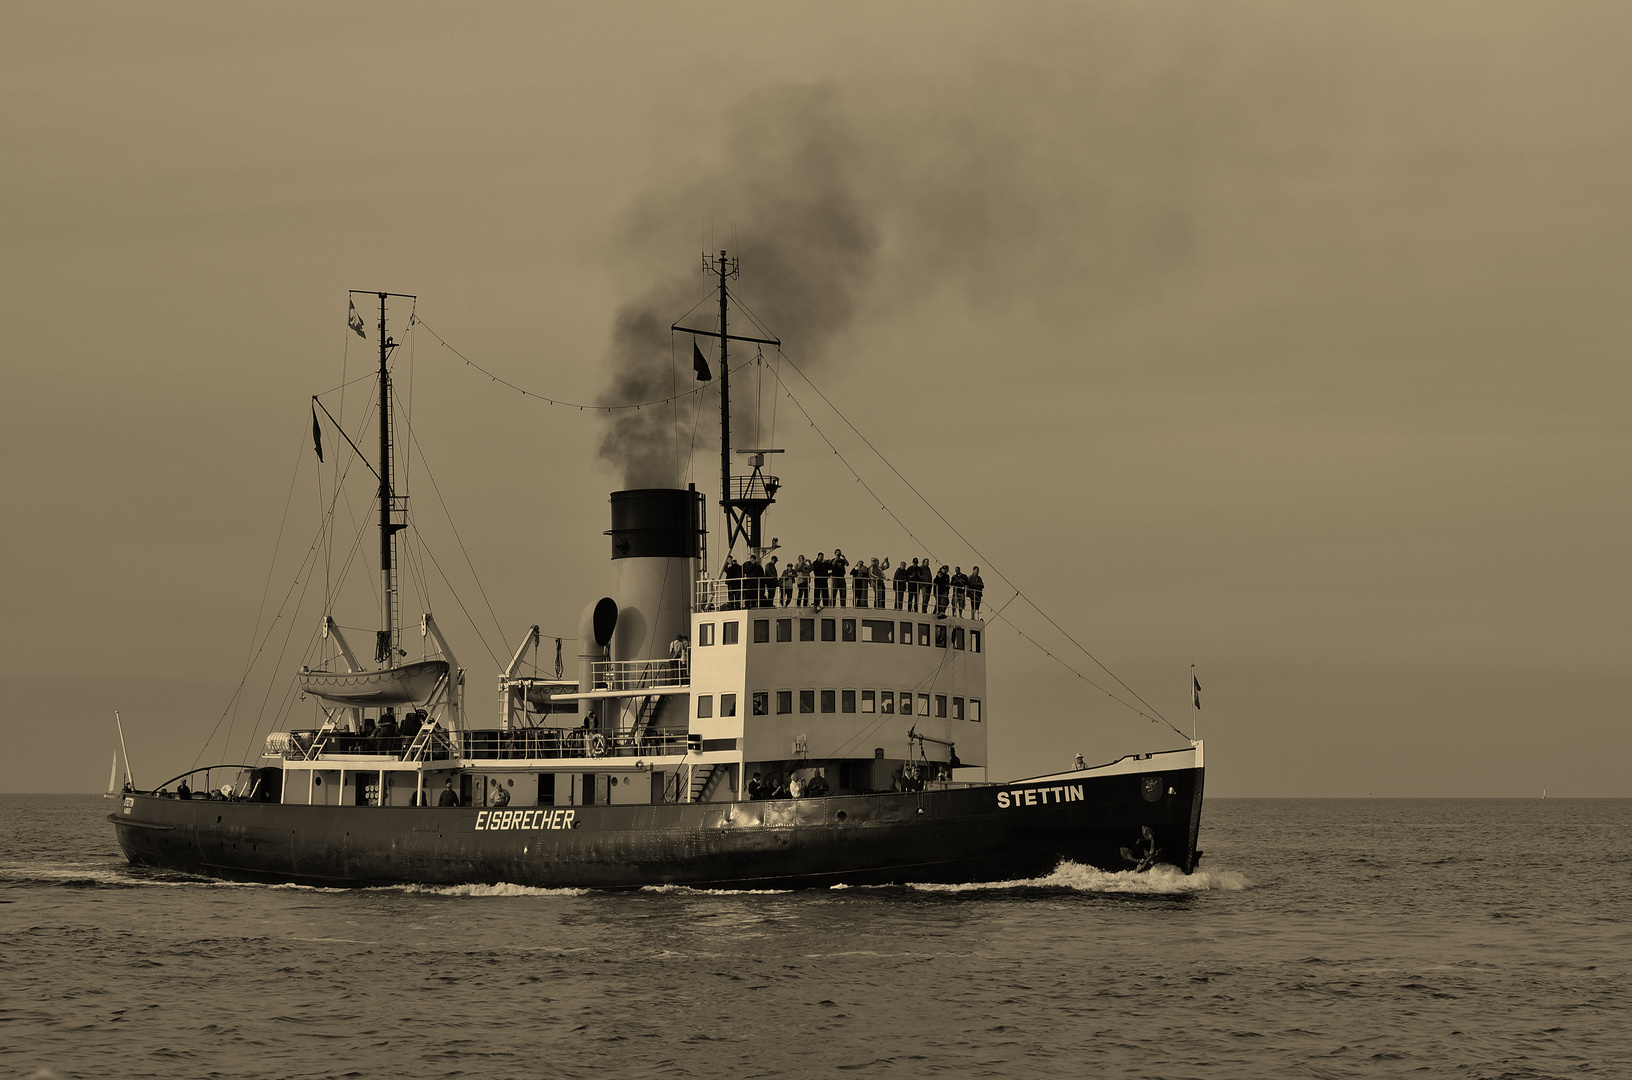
605, 487, 704, 662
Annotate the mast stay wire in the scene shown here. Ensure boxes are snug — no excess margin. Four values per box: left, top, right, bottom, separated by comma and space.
763, 358, 1185, 739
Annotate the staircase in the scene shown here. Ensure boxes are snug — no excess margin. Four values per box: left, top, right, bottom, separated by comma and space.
630, 694, 662, 745
404, 719, 439, 761
689, 763, 727, 803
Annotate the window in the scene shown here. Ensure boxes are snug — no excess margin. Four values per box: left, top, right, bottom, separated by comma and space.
861, 690, 876, 713
918, 693, 930, 716
820, 689, 836, 713
777, 619, 792, 642
935, 694, 947, 718
800, 619, 815, 642
800, 689, 815, 713
970, 699, 982, 722
900, 621, 913, 645
698, 624, 715, 646
841, 619, 856, 642
777, 690, 793, 714
841, 689, 856, 713
753, 619, 769, 643
971, 629, 982, 654
918, 623, 930, 646
952, 627, 965, 650
722, 621, 739, 645
880, 690, 894, 714
721, 693, 737, 717
862, 619, 894, 643
752, 691, 768, 715
953, 696, 964, 720
935, 624, 948, 649
697, 695, 713, 718
899, 692, 913, 716
821, 619, 836, 642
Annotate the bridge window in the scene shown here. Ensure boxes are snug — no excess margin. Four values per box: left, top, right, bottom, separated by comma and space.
800, 689, 815, 713
935, 694, 947, 718
800, 619, 815, 642
722, 621, 739, 645
821, 619, 836, 642
970, 699, 982, 722
820, 689, 836, 713
841, 619, 856, 642
721, 693, 737, 717
777, 690, 792, 714
777, 619, 792, 642
879, 690, 895, 714
753, 619, 769, 643
935, 624, 948, 649
697, 695, 713, 718
698, 624, 715, 646
752, 692, 768, 715
918, 693, 930, 716
841, 689, 856, 713
953, 696, 964, 720
861, 619, 894, 643
899, 621, 913, 645
899, 692, 913, 716
861, 690, 875, 713
952, 627, 965, 650
918, 624, 930, 646
971, 630, 982, 654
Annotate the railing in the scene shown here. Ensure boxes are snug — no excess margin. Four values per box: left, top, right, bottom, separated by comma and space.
459, 727, 690, 761
592, 658, 687, 691
730, 474, 779, 501
693, 575, 986, 619
272, 728, 455, 761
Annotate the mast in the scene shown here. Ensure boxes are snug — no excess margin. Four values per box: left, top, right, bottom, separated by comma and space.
357, 289, 414, 666
377, 293, 393, 665
671, 253, 781, 559
715, 251, 732, 529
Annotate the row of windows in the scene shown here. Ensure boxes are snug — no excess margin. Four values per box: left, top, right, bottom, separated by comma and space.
697, 690, 982, 722
696, 618, 982, 652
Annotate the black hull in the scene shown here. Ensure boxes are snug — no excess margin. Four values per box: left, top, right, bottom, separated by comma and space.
113, 765, 1203, 890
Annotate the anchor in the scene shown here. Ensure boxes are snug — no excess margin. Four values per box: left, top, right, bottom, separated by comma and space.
1120, 825, 1163, 872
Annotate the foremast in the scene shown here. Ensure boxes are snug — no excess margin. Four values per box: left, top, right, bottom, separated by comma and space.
369, 291, 413, 665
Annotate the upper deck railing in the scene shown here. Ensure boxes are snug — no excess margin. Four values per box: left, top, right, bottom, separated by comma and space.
693, 575, 987, 619
591, 657, 687, 691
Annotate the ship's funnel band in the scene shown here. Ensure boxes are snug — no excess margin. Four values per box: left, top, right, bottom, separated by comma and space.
607, 488, 702, 560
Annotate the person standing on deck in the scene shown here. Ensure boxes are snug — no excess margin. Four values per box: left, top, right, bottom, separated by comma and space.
831, 549, 849, 607
743, 552, 763, 610
812, 552, 831, 608
894, 559, 909, 609
951, 567, 968, 617
763, 556, 780, 608
871, 559, 887, 608
933, 565, 951, 617
438, 778, 459, 806
779, 559, 795, 607
851, 559, 870, 607
723, 554, 742, 610
967, 567, 984, 617
795, 555, 812, 607
917, 557, 933, 613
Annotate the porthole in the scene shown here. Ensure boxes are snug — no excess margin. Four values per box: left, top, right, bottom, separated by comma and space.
836, 810, 847, 821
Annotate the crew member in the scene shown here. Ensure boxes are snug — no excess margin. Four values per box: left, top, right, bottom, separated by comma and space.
438, 778, 460, 806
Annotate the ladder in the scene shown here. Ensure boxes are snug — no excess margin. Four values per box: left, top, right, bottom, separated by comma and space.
404, 719, 440, 762
630, 694, 662, 745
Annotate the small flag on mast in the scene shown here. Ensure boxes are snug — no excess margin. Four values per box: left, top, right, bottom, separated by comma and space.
311, 406, 324, 462
1192, 670, 1202, 710
348, 299, 367, 339
693, 339, 712, 382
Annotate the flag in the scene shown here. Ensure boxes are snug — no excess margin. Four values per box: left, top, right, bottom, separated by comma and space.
693, 340, 712, 382
1192, 672, 1201, 710
311, 406, 324, 462
348, 299, 367, 339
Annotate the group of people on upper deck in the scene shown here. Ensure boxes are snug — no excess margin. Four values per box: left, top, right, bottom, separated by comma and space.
720, 551, 984, 618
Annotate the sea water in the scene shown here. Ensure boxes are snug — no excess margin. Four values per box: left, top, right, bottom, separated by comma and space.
2, 795, 1627, 1079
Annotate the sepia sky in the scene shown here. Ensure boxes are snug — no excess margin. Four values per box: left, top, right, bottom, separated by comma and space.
2, 1, 1627, 795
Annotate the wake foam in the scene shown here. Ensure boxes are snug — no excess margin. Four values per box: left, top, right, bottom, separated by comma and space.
905, 861, 1251, 895
394, 882, 589, 898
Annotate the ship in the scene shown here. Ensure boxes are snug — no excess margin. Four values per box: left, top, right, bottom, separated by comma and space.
110, 257, 1205, 889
